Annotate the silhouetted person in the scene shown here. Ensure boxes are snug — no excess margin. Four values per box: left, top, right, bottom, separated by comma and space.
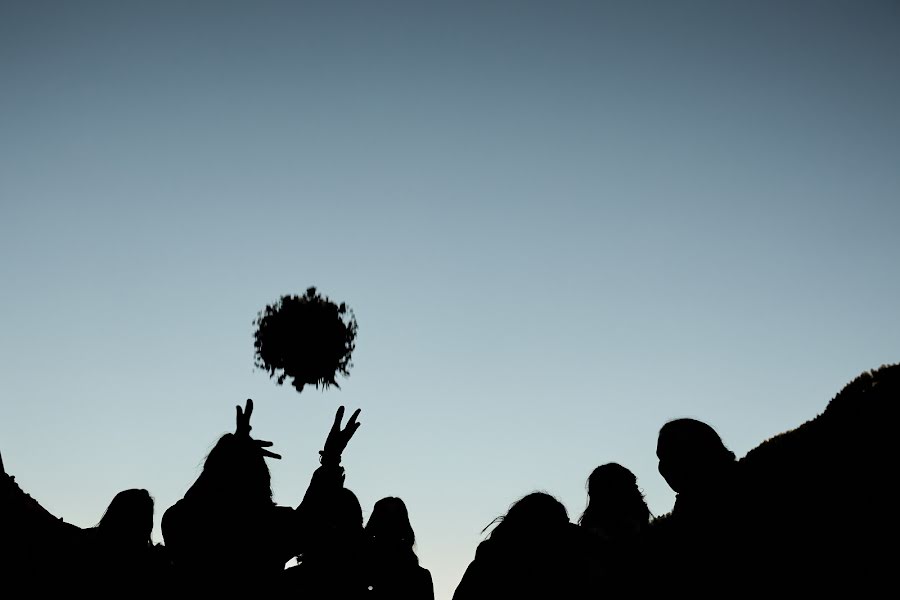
364, 496, 434, 600
0, 451, 169, 594
580, 463, 651, 541
648, 418, 749, 595
282, 486, 369, 598
76, 487, 172, 593
578, 462, 651, 593
452, 492, 589, 600
161, 400, 360, 594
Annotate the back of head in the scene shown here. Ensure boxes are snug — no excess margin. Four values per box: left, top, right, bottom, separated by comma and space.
586, 463, 638, 498
488, 492, 570, 547
300, 487, 365, 566
96, 488, 154, 548
187, 433, 273, 507
335, 487, 364, 533
311, 487, 364, 551
366, 496, 415, 549
472, 493, 584, 598
657, 418, 736, 495
580, 463, 650, 536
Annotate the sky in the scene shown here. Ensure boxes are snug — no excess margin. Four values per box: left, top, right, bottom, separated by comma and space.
1, 1, 898, 598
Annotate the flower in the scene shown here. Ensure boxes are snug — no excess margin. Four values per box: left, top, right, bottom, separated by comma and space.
253, 287, 358, 393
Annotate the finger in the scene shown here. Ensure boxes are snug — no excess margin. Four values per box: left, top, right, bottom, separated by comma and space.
331, 406, 346, 433
245, 399, 254, 420
236, 406, 251, 435
347, 408, 361, 427
254, 438, 280, 459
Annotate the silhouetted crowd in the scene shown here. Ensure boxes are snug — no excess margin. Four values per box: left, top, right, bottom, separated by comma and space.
2, 402, 432, 598
3, 362, 897, 598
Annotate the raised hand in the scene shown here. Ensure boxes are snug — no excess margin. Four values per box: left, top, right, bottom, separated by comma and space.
235, 398, 255, 438
235, 398, 282, 460
320, 406, 361, 465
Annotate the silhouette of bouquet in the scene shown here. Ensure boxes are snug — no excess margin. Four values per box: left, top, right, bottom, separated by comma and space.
253, 287, 358, 393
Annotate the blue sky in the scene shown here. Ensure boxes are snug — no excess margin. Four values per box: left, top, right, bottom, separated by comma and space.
1, 2, 898, 598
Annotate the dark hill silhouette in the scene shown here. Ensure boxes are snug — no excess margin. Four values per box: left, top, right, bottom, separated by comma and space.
740, 363, 897, 470
735, 362, 898, 591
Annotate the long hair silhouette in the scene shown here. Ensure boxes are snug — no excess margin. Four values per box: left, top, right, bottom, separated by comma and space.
364, 496, 434, 600
579, 463, 651, 540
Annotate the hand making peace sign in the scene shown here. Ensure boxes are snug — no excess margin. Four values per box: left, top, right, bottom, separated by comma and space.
319, 406, 361, 466
235, 398, 282, 460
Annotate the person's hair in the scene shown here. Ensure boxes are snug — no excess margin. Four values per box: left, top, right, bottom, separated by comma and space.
657, 418, 737, 496
296, 487, 364, 565
365, 496, 420, 566
578, 463, 651, 536
658, 418, 736, 465
185, 433, 273, 505
366, 496, 416, 549
336, 487, 364, 531
96, 488, 155, 546
483, 492, 569, 544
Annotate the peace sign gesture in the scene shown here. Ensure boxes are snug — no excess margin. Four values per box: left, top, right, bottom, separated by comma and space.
235, 398, 282, 460
319, 406, 361, 466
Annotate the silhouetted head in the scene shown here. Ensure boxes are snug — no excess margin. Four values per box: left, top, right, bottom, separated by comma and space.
96, 488, 154, 548
579, 463, 651, 538
364, 496, 421, 568
187, 433, 273, 506
302, 487, 364, 562
486, 492, 570, 546
657, 418, 736, 495
366, 496, 415, 549
335, 487, 364, 533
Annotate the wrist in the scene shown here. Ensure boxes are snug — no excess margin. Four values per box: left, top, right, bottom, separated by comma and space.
318, 450, 341, 467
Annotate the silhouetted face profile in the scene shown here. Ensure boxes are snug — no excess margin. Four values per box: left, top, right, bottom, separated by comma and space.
657, 419, 735, 495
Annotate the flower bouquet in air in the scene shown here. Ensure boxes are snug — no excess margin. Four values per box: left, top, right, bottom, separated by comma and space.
253, 287, 358, 393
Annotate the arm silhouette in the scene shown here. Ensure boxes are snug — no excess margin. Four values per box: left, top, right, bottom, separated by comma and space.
294, 406, 362, 550
0, 450, 82, 549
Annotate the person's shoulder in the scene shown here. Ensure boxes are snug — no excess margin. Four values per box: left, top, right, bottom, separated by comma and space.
162, 498, 184, 518
161, 498, 188, 534
415, 565, 435, 598
473, 538, 494, 558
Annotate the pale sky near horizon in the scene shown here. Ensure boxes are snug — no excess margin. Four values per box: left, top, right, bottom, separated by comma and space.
2, 2, 899, 598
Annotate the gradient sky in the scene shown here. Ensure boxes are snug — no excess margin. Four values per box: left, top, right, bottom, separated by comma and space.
1, 1, 898, 598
